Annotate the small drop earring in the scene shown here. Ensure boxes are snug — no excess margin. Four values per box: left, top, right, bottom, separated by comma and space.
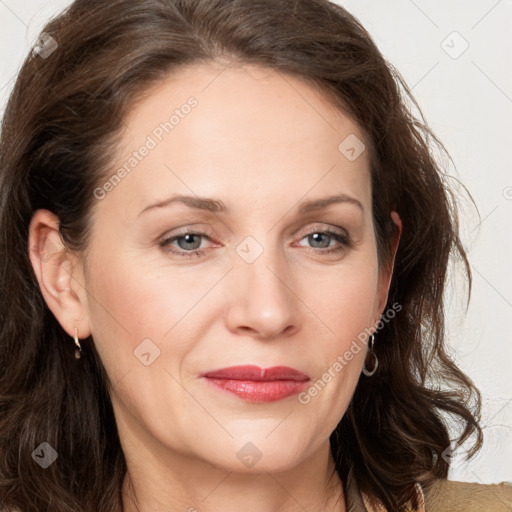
362, 334, 378, 377
73, 326, 82, 359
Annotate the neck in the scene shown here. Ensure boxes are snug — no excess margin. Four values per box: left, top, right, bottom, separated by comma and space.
121, 440, 346, 512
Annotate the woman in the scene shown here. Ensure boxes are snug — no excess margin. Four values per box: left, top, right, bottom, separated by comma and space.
0, 0, 510, 511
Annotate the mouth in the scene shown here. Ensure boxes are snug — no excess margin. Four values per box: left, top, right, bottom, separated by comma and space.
201, 365, 310, 403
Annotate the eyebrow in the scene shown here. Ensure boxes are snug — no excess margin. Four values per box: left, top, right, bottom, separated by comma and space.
137, 193, 364, 218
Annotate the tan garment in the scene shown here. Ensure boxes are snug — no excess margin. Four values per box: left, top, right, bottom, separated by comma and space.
344, 468, 512, 511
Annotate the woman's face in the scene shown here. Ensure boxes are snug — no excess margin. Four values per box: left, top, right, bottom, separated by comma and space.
44, 63, 398, 474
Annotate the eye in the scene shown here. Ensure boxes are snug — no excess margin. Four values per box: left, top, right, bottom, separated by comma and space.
296, 229, 350, 254
159, 226, 351, 259
159, 230, 212, 258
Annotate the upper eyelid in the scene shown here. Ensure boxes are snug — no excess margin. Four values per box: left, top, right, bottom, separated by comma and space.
163, 223, 347, 237
161, 224, 349, 247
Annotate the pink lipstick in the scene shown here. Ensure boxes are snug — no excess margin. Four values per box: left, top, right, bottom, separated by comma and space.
202, 365, 310, 402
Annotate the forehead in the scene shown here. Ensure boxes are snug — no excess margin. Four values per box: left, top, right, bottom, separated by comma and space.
100, 62, 371, 217
123, 61, 363, 145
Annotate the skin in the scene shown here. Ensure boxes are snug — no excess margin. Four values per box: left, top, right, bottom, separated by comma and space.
28, 61, 401, 512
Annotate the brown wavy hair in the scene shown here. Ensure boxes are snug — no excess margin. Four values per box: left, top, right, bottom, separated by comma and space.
0, 0, 483, 510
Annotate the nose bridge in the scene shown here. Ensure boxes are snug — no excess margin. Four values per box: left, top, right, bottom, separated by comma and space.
227, 233, 300, 338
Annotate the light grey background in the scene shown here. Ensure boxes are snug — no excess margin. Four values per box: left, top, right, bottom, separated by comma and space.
1, 0, 510, 484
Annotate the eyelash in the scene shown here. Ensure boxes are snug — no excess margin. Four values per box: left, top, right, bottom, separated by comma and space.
159, 228, 351, 259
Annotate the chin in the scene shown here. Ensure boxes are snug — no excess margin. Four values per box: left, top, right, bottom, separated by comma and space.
209, 437, 314, 474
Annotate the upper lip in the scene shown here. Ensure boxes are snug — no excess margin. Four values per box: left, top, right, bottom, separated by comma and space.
202, 365, 310, 382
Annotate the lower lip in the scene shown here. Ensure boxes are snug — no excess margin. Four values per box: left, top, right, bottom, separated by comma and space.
204, 378, 309, 402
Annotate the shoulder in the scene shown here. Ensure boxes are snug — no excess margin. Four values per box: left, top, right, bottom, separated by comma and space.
423, 479, 512, 512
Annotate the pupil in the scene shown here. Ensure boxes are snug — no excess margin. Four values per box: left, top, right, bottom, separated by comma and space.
179, 234, 200, 250
310, 233, 329, 248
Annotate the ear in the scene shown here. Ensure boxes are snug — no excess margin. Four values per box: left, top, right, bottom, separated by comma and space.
373, 211, 402, 323
28, 209, 92, 341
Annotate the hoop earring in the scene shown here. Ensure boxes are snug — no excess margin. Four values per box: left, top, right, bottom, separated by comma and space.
362, 334, 378, 377
73, 327, 82, 359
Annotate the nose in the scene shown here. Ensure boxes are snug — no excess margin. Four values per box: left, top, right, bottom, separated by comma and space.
224, 249, 301, 340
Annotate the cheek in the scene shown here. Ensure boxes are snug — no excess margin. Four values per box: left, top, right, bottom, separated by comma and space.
84, 252, 210, 450
83, 248, 205, 382
304, 255, 379, 339
295, 255, 378, 419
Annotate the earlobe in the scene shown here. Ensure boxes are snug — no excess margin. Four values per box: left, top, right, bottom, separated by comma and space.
27, 209, 91, 340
